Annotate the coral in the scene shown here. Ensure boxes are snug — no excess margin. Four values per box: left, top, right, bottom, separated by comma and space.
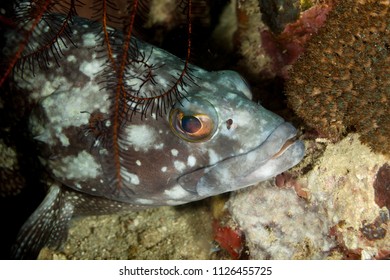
229, 134, 390, 259
286, 0, 390, 156
300, 134, 390, 259
229, 182, 335, 259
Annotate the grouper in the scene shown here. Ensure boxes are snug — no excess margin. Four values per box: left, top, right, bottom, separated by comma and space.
4, 13, 305, 258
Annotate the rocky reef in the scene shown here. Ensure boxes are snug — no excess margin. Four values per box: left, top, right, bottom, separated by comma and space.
1, 0, 389, 260
221, 0, 390, 260
38, 203, 213, 260
229, 134, 390, 259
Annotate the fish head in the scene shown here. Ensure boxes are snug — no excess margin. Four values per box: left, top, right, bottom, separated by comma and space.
158, 69, 305, 201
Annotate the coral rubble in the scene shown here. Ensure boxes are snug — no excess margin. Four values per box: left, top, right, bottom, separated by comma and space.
286, 0, 390, 156
38, 203, 213, 260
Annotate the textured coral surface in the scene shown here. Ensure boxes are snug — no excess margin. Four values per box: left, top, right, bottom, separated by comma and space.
286, 0, 390, 156
229, 134, 390, 259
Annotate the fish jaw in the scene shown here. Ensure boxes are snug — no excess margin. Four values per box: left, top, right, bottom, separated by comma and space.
178, 122, 305, 198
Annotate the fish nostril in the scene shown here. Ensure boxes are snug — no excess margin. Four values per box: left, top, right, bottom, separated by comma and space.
226, 119, 233, 130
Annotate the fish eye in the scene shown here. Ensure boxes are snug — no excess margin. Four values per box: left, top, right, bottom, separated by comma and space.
169, 97, 218, 142
170, 109, 214, 141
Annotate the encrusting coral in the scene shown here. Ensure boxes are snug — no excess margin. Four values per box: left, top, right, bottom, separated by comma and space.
228, 133, 390, 259
286, 0, 389, 156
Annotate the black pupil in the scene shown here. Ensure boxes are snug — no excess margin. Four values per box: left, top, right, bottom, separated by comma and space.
181, 116, 201, 133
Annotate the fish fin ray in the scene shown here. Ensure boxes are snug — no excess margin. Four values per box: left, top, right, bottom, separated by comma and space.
11, 184, 73, 259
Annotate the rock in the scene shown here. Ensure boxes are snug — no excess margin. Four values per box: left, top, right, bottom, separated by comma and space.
229, 134, 390, 259
38, 202, 213, 260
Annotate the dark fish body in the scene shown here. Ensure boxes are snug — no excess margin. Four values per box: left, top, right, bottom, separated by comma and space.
5, 14, 304, 258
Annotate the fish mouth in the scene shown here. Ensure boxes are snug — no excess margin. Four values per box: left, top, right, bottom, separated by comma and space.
240, 130, 304, 187
178, 122, 305, 197
271, 134, 300, 159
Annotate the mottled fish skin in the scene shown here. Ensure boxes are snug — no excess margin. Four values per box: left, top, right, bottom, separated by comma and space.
7, 14, 305, 258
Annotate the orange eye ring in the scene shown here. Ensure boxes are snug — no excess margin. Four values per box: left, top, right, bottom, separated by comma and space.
169, 97, 218, 142
170, 109, 215, 142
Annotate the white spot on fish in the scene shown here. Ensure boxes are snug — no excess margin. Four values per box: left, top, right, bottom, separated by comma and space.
121, 167, 140, 185
171, 149, 179, 156
161, 166, 167, 172
165, 200, 188, 206
99, 148, 108, 155
59, 134, 70, 146
201, 82, 217, 92
164, 185, 189, 199
79, 60, 101, 79
154, 143, 164, 149
136, 198, 155, 205
52, 151, 101, 180
208, 149, 220, 165
136, 160, 142, 166
123, 125, 158, 152
187, 155, 196, 167
174, 160, 186, 172
67, 55, 77, 63
156, 76, 169, 88
33, 83, 111, 146
82, 33, 96, 47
